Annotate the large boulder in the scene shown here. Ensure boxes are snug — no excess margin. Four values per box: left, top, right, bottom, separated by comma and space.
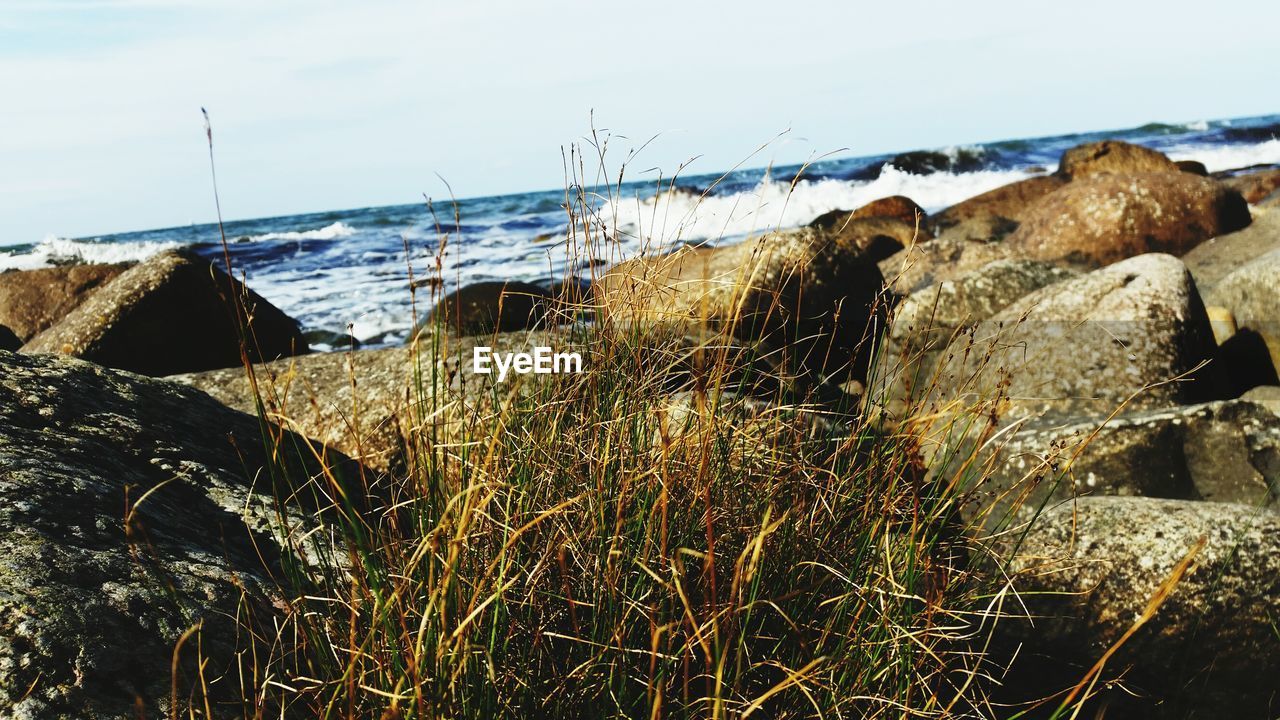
1057, 139, 1179, 179
966, 398, 1280, 526
929, 175, 1069, 240
1202, 244, 1280, 370
815, 216, 928, 264
809, 195, 926, 228
422, 280, 556, 336
0, 350, 351, 718
595, 229, 886, 380
1181, 206, 1280, 292
877, 234, 1013, 295
0, 263, 130, 341
22, 249, 308, 376
937, 254, 1219, 423
1005, 172, 1252, 268
1221, 166, 1280, 204
996, 496, 1280, 717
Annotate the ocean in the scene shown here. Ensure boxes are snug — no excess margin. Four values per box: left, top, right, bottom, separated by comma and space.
3, 114, 1279, 350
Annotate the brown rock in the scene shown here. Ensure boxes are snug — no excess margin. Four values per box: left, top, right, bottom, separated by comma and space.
1175, 159, 1209, 176
814, 216, 929, 264
1182, 208, 1280, 292
596, 229, 886, 380
0, 263, 130, 341
1057, 139, 1179, 179
22, 249, 308, 376
810, 195, 926, 228
1221, 166, 1280, 204
929, 175, 1068, 238
1005, 172, 1252, 268
422, 280, 556, 336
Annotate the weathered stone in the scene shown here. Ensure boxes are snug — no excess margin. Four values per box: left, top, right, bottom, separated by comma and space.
813, 216, 928, 264
422, 280, 556, 336
889, 148, 985, 175
1175, 159, 1208, 176
1057, 139, 1179, 179
810, 195, 926, 228
0, 263, 129, 341
1202, 246, 1280, 370
596, 229, 886, 380
1005, 172, 1252, 268
0, 350, 350, 718
938, 254, 1218, 423
878, 234, 1013, 295
1243, 385, 1280, 415
995, 497, 1280, 717
1221, 166, 1280, 204
1182, 207, 1280, 293
966, 398, 1280, 525
22, 249, 308, 376
929, 175, 1068, 239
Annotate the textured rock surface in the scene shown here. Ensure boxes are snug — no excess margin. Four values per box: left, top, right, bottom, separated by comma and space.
423, 280, 556, 336
1222, 166, 1280, 204
929, 175, 1067, 239
818, 216, 928, 264
997, 497, 1280, 717
596, 229, 886, 380
1202, 245, 1280, 369
938, 254, 1218, 422
1006, 172, 1252, 268
809, 195, 926, 228
1057, 139, 1179, 179
23, 249, 308, 376
0, 263, 130, 341
1182, 206, 1280, 292
967, 398, 1280, 525
0, 351, 348, 718
878, 233, 1013, 295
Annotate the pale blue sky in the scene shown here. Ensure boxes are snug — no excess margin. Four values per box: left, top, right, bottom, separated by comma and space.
2, 0, 1277, 243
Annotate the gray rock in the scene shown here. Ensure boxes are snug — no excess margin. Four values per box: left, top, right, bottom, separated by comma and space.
0, 263, 130, 342
22, 249, 308, 376
966, 398, 1280, 526
877, 233, 1013, 295
995, 496, 1280, 717
0, 350, 351, 718
938, 254, 1218, 424
1242, 384, 1280, 415
1175, 206, 1280, 293
1202, 243, 1280, 370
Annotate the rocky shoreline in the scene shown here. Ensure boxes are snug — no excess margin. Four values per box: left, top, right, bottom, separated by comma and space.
4, 140, 1280, 717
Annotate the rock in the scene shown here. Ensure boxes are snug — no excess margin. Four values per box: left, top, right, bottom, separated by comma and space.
422, 280, 556, 336
813, 216, 928, 264
1202, 244, 1280, 370
938, 254, 1219, 423
1211, 327, 1280, 397
995, 496, 1280, 717
0, 350, 352, 718
810, 195, 926, 228
1221, 166, 1280, 204
968, 398, 1280, 526
0, 263, 130, 341
1242, 385, 1280, 415
0, 325, 18, 352
1182, 207, 1280, 292
1005, 172, 1252, 268
930, 175, 1068, 240
595, 229, 886, 380
1175, 159, 1208, 176
1204, 304, 1237, 344
1057, 139, 1179, 179
21, 249, 308, 376
877, 234, 1014, 295
889, 148, 985, 175
1262, 188, 1280, 208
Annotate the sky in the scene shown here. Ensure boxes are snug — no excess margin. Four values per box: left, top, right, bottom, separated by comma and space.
2, 0, 1277, 244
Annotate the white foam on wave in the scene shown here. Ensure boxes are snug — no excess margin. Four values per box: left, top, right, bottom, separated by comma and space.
242, 221, 356, 242
600, 165, 1037, 249
0, 235, 181, 271
1169, 139, 1280, 173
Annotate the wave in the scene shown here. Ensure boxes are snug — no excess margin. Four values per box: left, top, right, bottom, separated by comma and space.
0, 236, 182, 271
600, 165, 1037, 248
239, 221, 356, 243
1168, 139, 1280, 173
